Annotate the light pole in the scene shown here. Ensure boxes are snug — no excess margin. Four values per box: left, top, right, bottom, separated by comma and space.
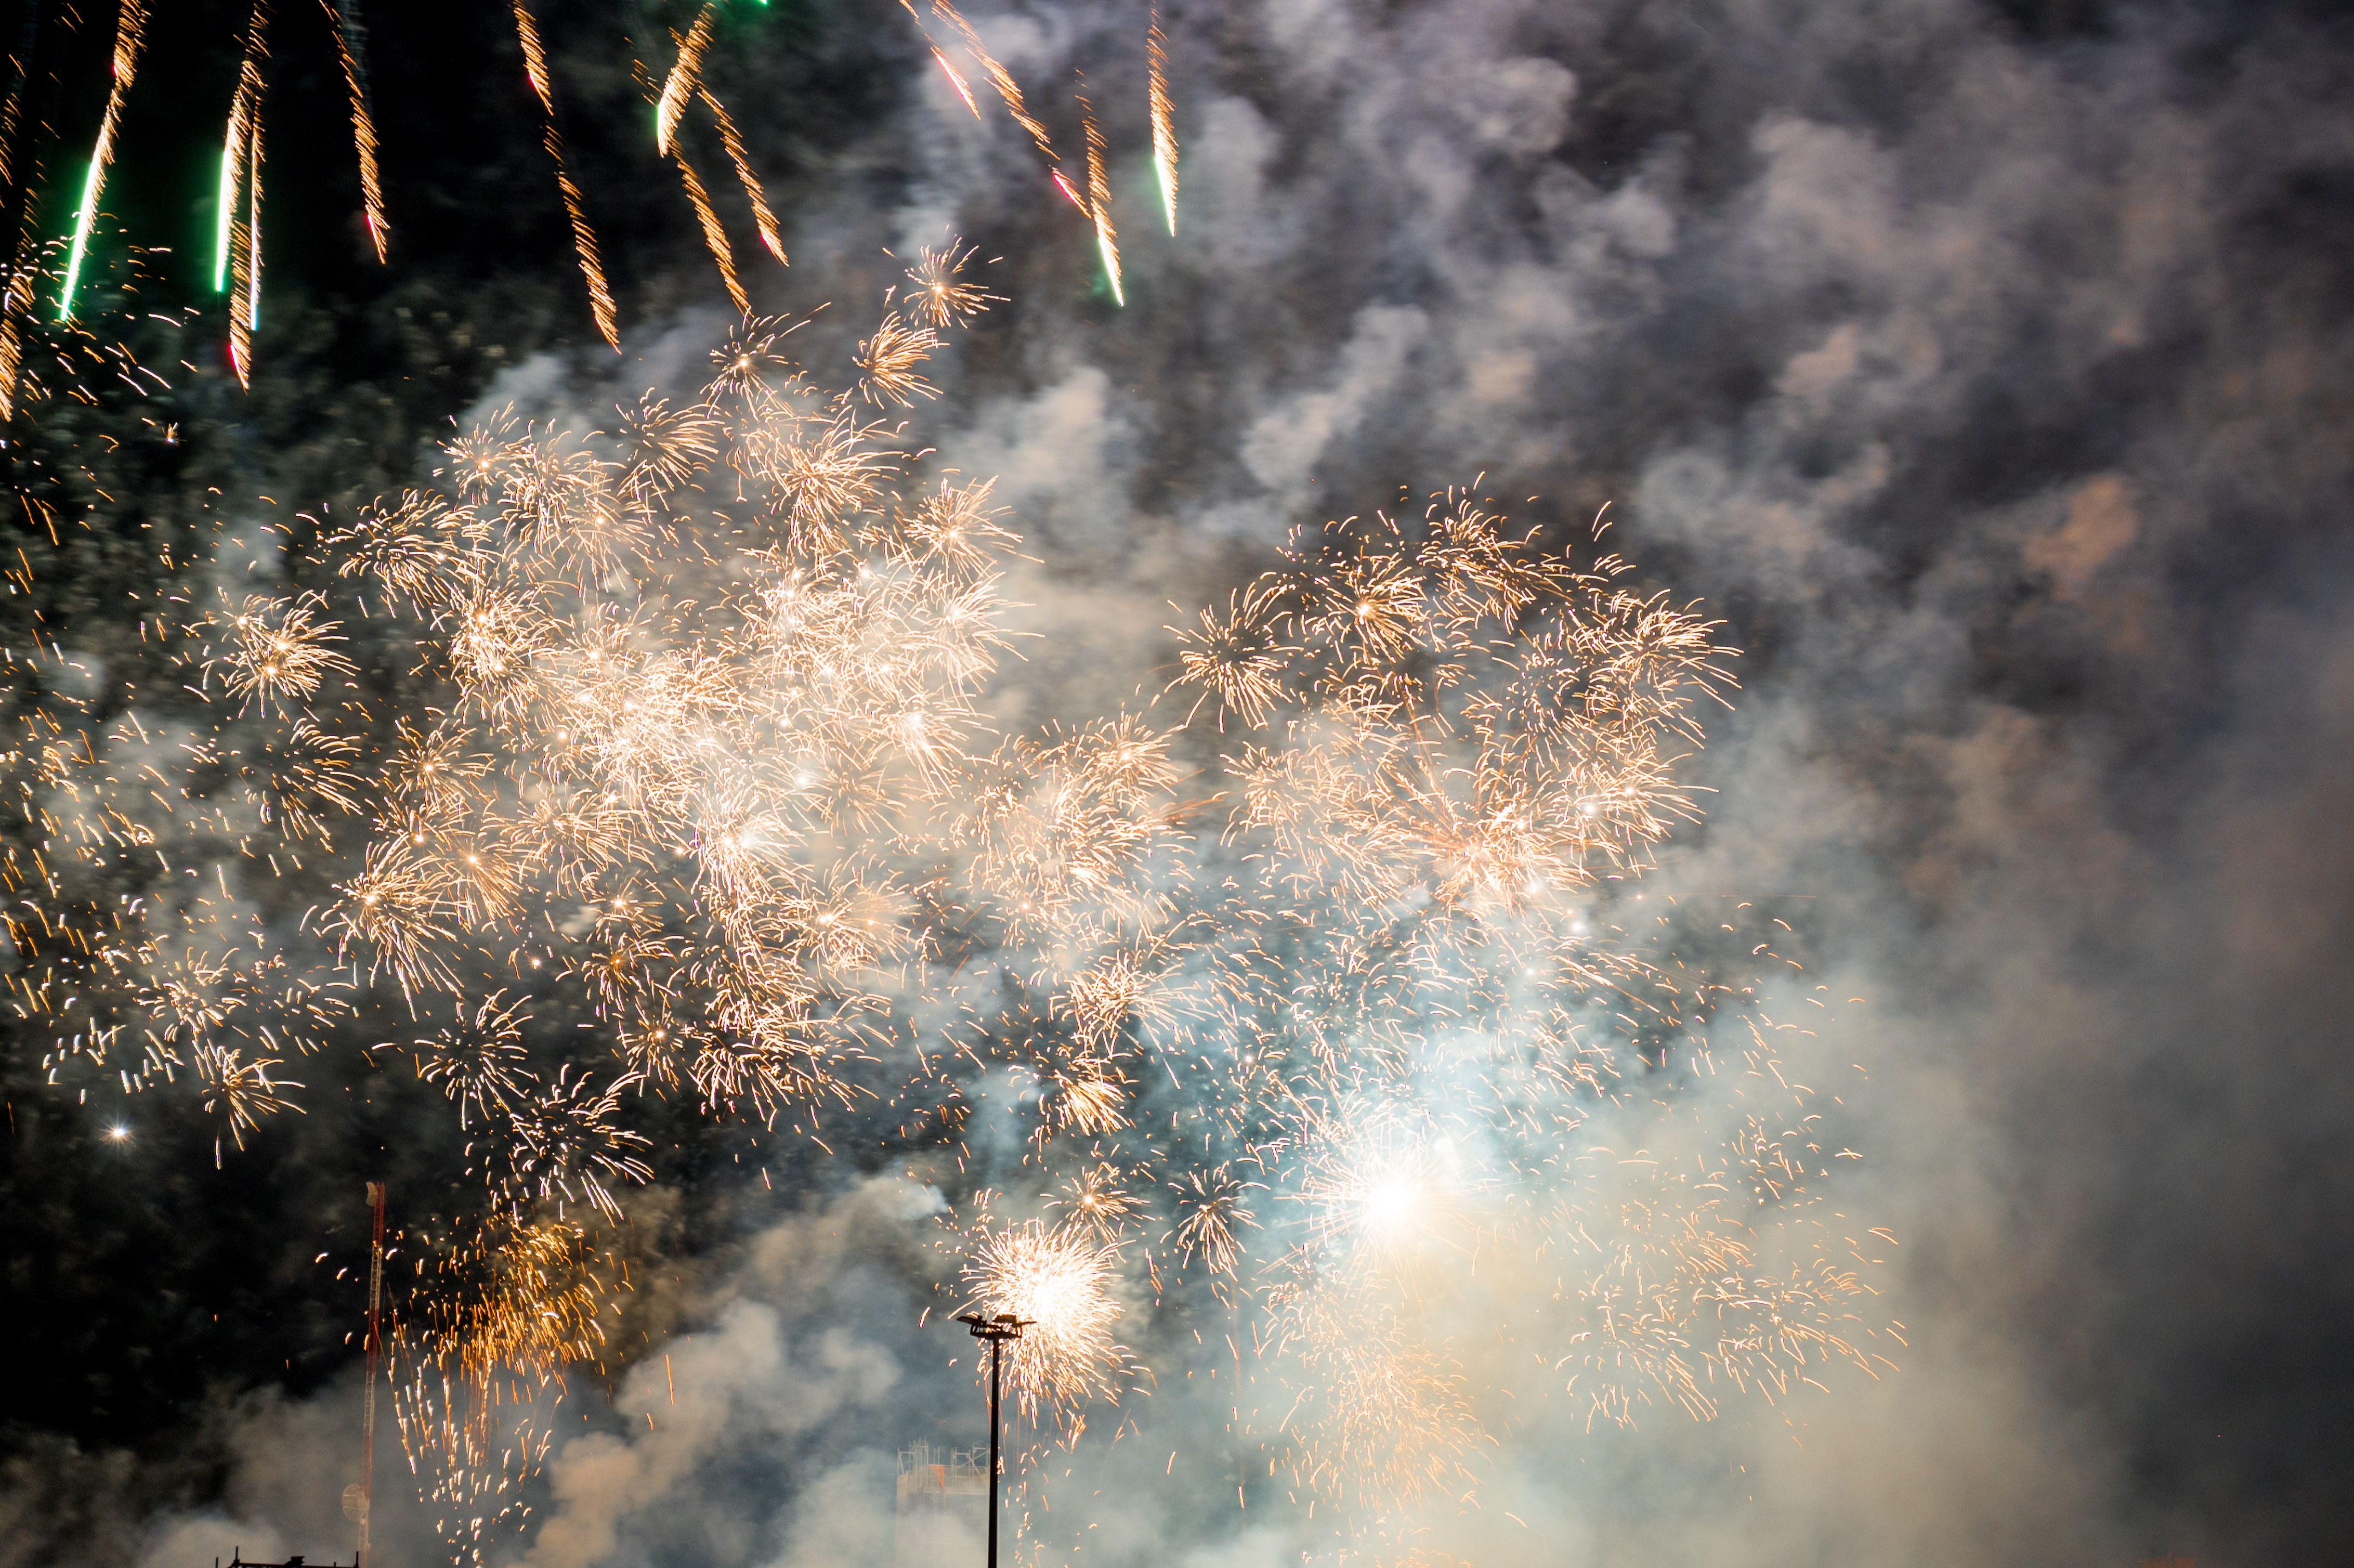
956, 1311, 1031, 1568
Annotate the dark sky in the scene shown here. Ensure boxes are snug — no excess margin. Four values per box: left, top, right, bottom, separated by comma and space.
6, 2, 2354, 1565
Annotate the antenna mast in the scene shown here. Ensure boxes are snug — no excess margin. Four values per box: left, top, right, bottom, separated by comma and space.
349, 1180, 387, 1563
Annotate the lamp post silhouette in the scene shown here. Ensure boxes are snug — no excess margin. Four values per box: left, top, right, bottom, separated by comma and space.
955, 1311, 1032, 1568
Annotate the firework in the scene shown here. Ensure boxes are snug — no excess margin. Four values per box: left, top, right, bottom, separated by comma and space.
325, 0, 390, 262
854, 310, 942, 407
1267, 1272, 1483, 1512
903, 0, 1174, 294
1167, 1165, 1259, 1282
515, 0, 620, 350
57, 0, 148, 323
206, 589, 357, 716
1047, 1161, 1144, 1246
915, 479, 1892, 1557
701, 85, 786, 266
932, 46, 982, 117
2, 0, 1186, 364
655, 3, 717, 156
222, 0, 271, 386
961, 1218, 1135, 1427
672, 140, 749, 315
3, 272, 363, 1185
191, 1038, 303, 1166
4, 230, 1895, 1564
1292, 1110, 1477, 1279
643, 7, 789, 313
1148, 12, 1178, 234
1080, 86, 1122, 305
0, 238, 184, 416
306, 273, 1026, 1239
903, 238, 1000, 330
388, 1210, 625, 1566
911, 0, 1060, 164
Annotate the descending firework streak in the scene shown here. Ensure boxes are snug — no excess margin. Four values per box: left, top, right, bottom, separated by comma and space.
1148, 10, 1176, 234
903, 0, 1184, 297
55, 0, 146, 324
1079, 83, 1121, 305
514, 0, 620, 350
218, 0, 270, 386
653, 2, 715, 155
328, 0, 390, 263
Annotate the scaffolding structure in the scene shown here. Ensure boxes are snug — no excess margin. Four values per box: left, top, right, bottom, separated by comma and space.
894, 1439, 988, 1568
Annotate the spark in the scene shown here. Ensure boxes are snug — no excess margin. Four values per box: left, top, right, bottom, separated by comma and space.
903, 238, 999, 329
933, 47, 981, 116
853, 310, 941, 406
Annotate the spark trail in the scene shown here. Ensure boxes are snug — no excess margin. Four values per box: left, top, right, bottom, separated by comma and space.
324, 0, 389, 262
1149, 12, 1177, 233
220, 0, 271, 386
514, 0, 619, 350
56, 0, 147, 322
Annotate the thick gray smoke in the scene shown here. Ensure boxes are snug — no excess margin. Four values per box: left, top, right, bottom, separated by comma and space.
60, 1, 2354, 1564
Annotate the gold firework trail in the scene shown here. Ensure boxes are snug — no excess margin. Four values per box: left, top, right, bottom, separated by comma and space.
654, 1, 715, 155
323, 0, 388, 263
670, 141, 747, 315
699, 84, 784, 266
0, 52, 38, 418
635, 32, 776, 316
513, 0, 619, 350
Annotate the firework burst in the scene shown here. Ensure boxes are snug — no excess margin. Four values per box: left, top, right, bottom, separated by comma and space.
3, 222, 1894, 1565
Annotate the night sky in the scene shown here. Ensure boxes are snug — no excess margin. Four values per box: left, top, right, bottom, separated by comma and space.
5, 2, 2353, 1565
